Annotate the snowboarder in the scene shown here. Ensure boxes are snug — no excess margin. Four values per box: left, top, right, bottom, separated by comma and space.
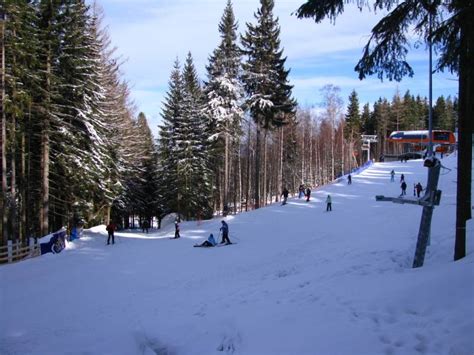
173, 220, 180, 239
220, 220, 231, 244
106, 221, 116, 245
298, 184, 305, 199
326, 194, 332, 211
400, 181, 407, 196
348, 174, 352, 185
390, 170, 395, 182
281, 187, 289, 205
415, 182, 423, 198
194, 233, 217, 247
306, 187, 311, 202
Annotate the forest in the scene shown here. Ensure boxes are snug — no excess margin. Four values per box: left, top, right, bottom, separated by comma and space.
0, 0, 460, 247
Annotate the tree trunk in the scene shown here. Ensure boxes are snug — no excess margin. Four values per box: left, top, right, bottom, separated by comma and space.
454, 15, 473, 261
40, 53, 51, 236
263, 129, 267, 206
224, 125, 229, 209
0, 15, 6, 245
254, 124, 261, 209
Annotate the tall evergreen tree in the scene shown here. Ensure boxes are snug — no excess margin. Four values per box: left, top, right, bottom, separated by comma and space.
204, 0, 244, 212
157, 59, 183, 215
345, 89, 361, 169
241, 0, 296, 208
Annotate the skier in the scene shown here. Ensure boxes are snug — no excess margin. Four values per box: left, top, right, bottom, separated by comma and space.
220, 220, 232, 244
348, 174, 352, 185
281, 187, 289, 205
106, 221, 116, 245
298, 184, 305, 199
326, 194, 332, 211
400, 181, 407, 196
173, 220, 180, 239
306, 187, 311, 202
390, 170, 395, 182
415, 182, 423, 198
194, 233, 217, 247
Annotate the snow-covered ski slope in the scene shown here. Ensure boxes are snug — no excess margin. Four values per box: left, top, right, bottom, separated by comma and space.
1, 154, 473, 355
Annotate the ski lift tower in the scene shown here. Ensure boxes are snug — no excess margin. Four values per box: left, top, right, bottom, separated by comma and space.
361, 135, 377, 162
376, 157, 442, 268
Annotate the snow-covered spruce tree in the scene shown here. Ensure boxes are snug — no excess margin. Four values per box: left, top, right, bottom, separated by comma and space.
241, 0, 296, 209
118, 113, 160, 227
2, 1, 42, 244
345, 90, 361, 170
204, 0, 244, 214
179, 52, 213, 219
49, 0, 113, 231
157, 59, 183, 216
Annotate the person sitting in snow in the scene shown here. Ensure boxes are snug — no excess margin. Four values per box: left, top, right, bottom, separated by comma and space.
194, 233, 217, 248
220, 220, 232, 244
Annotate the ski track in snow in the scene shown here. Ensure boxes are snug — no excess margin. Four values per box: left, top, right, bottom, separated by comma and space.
1, 155, 473, 355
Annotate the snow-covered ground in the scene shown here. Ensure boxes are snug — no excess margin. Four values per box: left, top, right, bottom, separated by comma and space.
1, 154, 473, 355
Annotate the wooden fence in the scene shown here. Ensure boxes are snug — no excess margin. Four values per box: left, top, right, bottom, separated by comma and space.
0, 238, 40, 264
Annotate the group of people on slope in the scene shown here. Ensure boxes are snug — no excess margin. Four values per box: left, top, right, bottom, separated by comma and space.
285, 185, 332, 211
391, 170, 424, 198
194, 220, 232, 248
297, 184, 312, 202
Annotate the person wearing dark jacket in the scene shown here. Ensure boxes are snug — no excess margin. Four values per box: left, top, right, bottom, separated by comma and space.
220, 220, 231, 244
106, 222, 116, 245
281, 187, 289, 205
400, 181, 407, 196
306, 187, 311, 202
173, 221, 180, 239
415, 182, 423, 198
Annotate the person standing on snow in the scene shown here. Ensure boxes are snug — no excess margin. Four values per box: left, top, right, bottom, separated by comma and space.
348, 174, 352, 185
390, 170, 395, 182
106, 221, 116, 245
173, 220, 181, 239
220, 220, 232, 244
298, 184, 305, 199
281, 187, 289, 205
415, 182, 423, 198
400, 174, 405, 183
400, 181, 407, 196
326, 194, 332, 211
306, 187, 311, 202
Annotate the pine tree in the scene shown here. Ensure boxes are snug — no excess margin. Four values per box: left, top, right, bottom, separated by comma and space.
241, 0, 296, 208
204, 0, 244, 212
158, 59, 183, 215
345, 90, 361, 169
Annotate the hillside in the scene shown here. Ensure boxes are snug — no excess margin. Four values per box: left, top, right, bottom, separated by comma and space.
1, 154, 473, 355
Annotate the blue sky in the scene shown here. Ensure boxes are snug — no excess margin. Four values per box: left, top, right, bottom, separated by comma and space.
94, 0, 459, 136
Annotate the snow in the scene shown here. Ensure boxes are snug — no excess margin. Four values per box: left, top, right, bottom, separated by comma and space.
1, 154, 473, 355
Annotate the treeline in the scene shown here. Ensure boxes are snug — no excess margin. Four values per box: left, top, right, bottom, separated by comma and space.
0, 0, 458, 246
0, 1, 154, 245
